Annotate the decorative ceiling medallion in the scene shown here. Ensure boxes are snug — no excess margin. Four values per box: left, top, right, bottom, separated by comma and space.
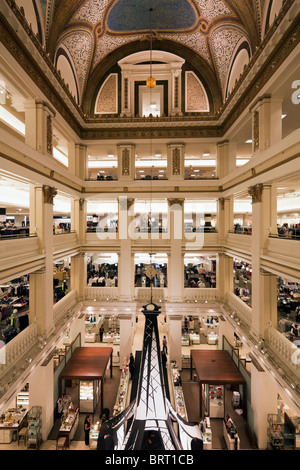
107, 0, 197, 33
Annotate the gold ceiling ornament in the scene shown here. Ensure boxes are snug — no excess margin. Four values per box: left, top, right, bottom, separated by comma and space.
146, 6, 156, 89
146, 76, 156, 89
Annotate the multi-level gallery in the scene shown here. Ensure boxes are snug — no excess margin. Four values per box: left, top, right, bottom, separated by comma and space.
0, 0, 300, 452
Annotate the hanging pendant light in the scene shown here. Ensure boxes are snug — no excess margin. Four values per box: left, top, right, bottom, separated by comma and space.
146, 6, 156, 89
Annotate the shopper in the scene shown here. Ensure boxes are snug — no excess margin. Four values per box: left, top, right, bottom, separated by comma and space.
99, 408, 110, 423
99, 325, 104, 342
162, 335, 168, 354
84, 415, 91, 446
129, 353, 135, 379
161, 350, 167, 369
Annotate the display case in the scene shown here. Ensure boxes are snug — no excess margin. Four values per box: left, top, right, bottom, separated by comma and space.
89, 422, 101, 449
80, 381, 99, 413
59, 405, 79, 443
207, 333, 218, 345
113, 358, 130, 417
16, 388, 29, 408
170, 363, 188, 420
103, 332, 114, 343
201, 429, 212, 450
209, 385, 224, 418
27, 406, 42, 450
181, 355, 190, 369
223, 417, 240, 450
113, 334, 120, 345
181, 334, 190, 346
189, 333, 200, 345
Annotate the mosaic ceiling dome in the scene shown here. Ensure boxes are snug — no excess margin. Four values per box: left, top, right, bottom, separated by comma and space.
21, 0, 275, 110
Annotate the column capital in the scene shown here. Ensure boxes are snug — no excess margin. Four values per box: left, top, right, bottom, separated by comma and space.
119, 196, 135, 211
248, 183, 263, 203
168, 198, 185, 207
42, 185, 57, 204
79, 198, 85, 211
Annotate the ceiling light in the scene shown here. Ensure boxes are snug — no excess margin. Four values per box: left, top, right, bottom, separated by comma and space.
203, 153, 210, 157
150, 104, 156, 109
282, 114, 287, 119
107, 154, 114, 158
155, 153, 162, 157
246, 140, 252, 144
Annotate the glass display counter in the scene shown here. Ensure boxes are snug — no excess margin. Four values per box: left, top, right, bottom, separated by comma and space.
189, 333, 200, 345
170, 363, 188, 420
113, 359, 130, 417
181, 334, 190, 347
89, 422, 101, 449
207, 333, 218, 345
80, 381, 99, 413
59, 405, 79, 443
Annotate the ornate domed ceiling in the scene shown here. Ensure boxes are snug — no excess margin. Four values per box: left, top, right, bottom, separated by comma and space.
14, 0, 284, 114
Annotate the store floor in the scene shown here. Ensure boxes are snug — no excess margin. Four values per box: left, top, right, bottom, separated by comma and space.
181, 369, 253, 450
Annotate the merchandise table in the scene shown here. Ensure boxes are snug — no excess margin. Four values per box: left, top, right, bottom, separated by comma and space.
0, 408, 28, 444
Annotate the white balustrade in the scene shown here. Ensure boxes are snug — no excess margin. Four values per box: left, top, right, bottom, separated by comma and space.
184, 288, 219, 302
265, 327, 300, 377
135, 288, 166, 302
227, 292, 252, 327
85, 287, 118, 301
53, 290, 77, 325
0, 322, 38, 379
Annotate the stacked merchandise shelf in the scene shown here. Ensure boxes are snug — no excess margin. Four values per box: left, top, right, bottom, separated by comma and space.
209, 385, 224, 418
27, 406, 42, 450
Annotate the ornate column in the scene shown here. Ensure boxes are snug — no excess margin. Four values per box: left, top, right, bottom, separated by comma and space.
248, 183, 277, 338
117, 144, 136, 181
70, 253, 87, 301
168, 314, 183, 370
29, 185, 57, 337
24, 99, 55, 156
71, 197, 86, 244
250, 94, 283, 153
118, 197, 135, 301
216, 140, 237, 179
168, 198, 184, 302
167, 144, 185, 181
217, 253, 234, 303
217, 196, 233, 244
68, 143, 88, 179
